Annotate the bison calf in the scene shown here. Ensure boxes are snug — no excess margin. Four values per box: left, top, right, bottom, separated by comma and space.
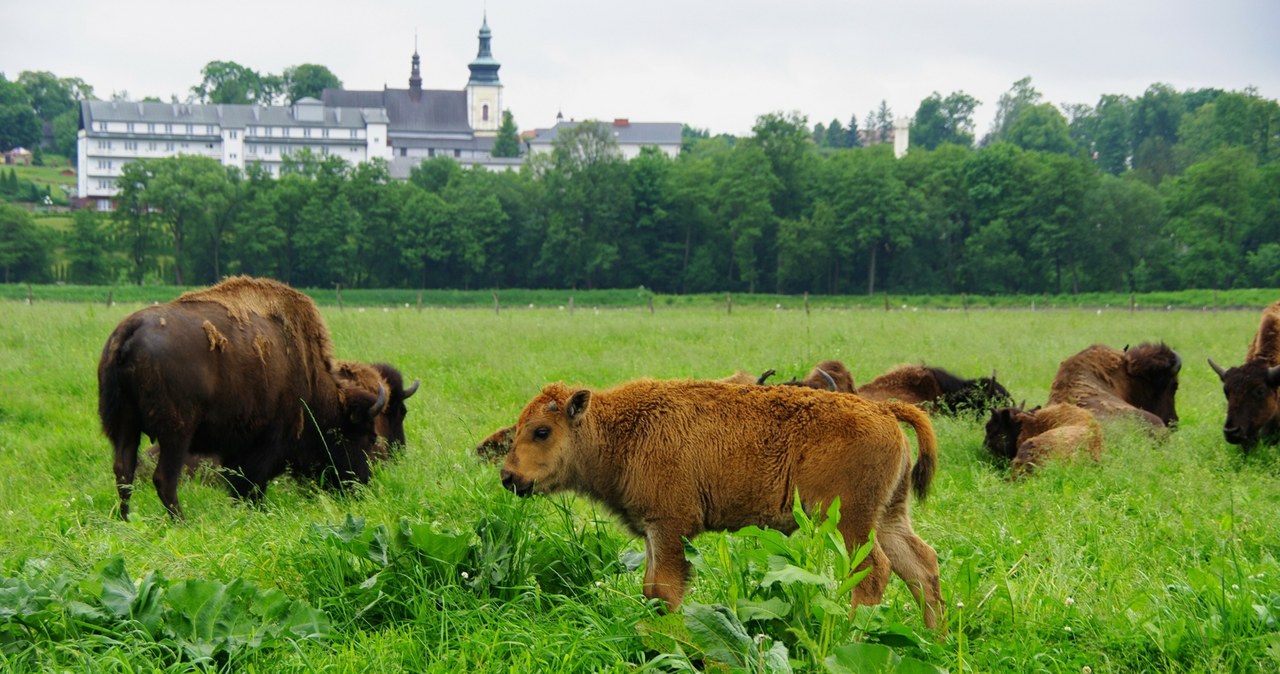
1208, 299, 1280, 450
500, 379, 944, 628
985, 404, 1103, 477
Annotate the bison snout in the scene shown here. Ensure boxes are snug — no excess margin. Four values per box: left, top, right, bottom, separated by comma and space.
1223, 426, 1248, 445
500, 469, 534, 497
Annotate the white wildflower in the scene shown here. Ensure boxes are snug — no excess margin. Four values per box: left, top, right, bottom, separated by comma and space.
1065, 597, 1075, 606
460, 571, 470, 580
1083, 667, 1092, 674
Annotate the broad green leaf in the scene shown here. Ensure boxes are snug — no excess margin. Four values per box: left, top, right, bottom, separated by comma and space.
824, 642, 944, 674
762, 556, 834, 589
737, 596, 793, 622
400, 519, 471, 565
88, 556, 135, 618
683, 602, 753, 669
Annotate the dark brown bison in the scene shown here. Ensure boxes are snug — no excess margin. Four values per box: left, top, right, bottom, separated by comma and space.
857, 365, 1013, 417
1046, 342, 1181, 429
145, 359, 419, 477
475, 424, 516, 464
499, 379, 943, 628
1208, 300, 1280, 450
984, 403, 1103, 477
99, 276, 393, 520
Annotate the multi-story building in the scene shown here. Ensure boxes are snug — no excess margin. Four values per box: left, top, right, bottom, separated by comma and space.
525, 114, 683, 160
77, 99, 391, 209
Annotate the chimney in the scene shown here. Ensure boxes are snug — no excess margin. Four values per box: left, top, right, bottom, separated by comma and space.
613, 118, 630, 127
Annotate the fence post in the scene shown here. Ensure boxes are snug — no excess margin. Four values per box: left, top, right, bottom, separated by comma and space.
493, 292, 500, 316
107, 290, 113, 307
336, 283, 343, 311
648, 295, 654, 315
569, 296, 575, 314
417, 290, 423, 312
26, 283, 33, 305
803, 291, 810, 316
726, 293, 732, 315
1130, 292, 1135, 313
883, 295, 889, 312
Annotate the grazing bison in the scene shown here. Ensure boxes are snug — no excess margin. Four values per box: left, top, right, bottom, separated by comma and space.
1046, 342, 1181, 429
99, 276, 392, 520
857, 365, 1013, 417
1208, 300, 1280, 450
984, 403, 1103, 477
475, 424, 517, 464
499, 379, 943, 628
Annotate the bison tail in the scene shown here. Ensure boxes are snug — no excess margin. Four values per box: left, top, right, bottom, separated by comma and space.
883, 401, 938, 501
97, 318, 141, 438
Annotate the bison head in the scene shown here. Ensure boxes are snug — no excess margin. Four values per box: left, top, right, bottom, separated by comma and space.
502, 383, 589, 497
370, 363, 419, 449
984, 405, 1028, 461
1122, 343, 1181, 427
1209, 358, 1280, 449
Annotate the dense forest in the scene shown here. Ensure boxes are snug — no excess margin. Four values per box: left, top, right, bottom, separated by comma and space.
1, 72, 1278, 294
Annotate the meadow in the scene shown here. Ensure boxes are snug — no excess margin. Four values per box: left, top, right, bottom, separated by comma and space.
1, 299, 1278, 672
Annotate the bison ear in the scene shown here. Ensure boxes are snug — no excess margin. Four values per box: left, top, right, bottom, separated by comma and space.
566, 389, 591, 424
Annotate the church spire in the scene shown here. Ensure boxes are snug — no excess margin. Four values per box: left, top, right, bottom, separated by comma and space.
409, 33, 423, 101
467, 13, 501, 85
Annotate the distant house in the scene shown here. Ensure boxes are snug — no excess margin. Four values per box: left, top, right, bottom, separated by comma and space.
4, 147, 34, 165
525, 116, 682, 160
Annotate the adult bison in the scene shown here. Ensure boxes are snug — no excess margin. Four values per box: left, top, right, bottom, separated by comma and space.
984, 403, 1103, 477
334, 359, 420, 456
857, 365, 1013, 417
1208, 300, 1280, 450
99, 276, 393, 520
1046, 342, 1181, 430
499, 379, 944, 628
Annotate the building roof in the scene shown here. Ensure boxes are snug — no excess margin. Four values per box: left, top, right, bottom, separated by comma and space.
80, 100, 387, 130
322, 88, 471, 134
526, 119, 683, 147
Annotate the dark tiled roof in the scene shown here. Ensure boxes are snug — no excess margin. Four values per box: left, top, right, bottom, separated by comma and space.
322, 88, 471, 134
81, 100, 385, 130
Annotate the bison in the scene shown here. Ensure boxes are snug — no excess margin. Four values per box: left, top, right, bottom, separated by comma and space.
1046, 342, 1181, 429
99, 276, 394, 520
1208, 300, 1280, 450
499, 379, 944, 628
856, 365, 1013, 417
754, 360, 857, 393
984, 403, 1103, 477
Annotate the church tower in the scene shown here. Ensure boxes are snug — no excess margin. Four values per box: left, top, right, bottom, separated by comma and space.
466, 14, 502, 136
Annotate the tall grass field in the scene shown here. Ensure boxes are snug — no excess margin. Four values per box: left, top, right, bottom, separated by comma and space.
1, 299, 1278, 672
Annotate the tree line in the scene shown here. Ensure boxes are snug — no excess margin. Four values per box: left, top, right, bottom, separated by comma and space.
2, 77, 1278, 294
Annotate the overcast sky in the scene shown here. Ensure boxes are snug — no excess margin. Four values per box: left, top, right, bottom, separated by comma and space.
3, 0, 1278, 138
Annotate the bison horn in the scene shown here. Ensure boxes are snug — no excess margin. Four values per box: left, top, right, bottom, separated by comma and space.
1171, 351, 1182, 375
1207, 358, 1226, 380
816, 368, 838, 391
1268, 365, 1280, 387
369, 383, 388, 419
756, 369, 776, 385
403, 378, 420, 399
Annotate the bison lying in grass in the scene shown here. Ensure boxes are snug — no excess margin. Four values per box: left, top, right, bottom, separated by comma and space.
985, 403, 1103, 477
498, 379, 944, 628
751, 359, 857, 393
1208, 300, 1280, 451
1047, 342, 1181, 430
856, 365, 1013, 417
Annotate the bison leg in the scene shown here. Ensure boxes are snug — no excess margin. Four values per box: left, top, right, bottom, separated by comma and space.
642, 525, 693, 611
878, 508, 944, 630
110, 420, 141, 521
838, 504, 891, 613
152, 436, 190, 520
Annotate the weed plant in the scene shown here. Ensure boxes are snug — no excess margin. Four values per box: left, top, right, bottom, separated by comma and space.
1, 301, 1278, 671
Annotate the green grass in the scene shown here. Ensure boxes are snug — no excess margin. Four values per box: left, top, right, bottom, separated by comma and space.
1, 302, 1279, 671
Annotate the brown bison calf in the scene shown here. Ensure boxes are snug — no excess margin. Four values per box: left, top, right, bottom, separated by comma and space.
985, 403, 1103, 477
500, 379, 943, 628
1208, 300, 1280, 450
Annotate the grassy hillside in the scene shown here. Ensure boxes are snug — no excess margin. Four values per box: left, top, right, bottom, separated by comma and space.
1, 303, 1277, 671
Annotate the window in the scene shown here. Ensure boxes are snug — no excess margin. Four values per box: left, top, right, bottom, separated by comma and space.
454, 149, 461, 158
97, 122, 107, 131
230, 153, 237, 160
265, 127, 273, 137
147, 123, 155, 133
126, 122, 135, 132
247, 145, 257, 155
185, 124, 193, 134
483, 104, 489, 122
403, 148, 410, 157
266, 146, 273, 155
350, 129, 359, 139
164, 123, 172, 133
321, 146, 329, 155
123, 141, 138, 151
229, 130, 239, 140
206, 125, 215, 134
147, 142, 157, 151
304, 128, 312, 138
322, 128, 329, 138
165, 142, 175, 151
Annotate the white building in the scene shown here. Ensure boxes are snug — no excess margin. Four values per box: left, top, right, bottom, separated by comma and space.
77, 98, 391, 209
525, 116, 683, 160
